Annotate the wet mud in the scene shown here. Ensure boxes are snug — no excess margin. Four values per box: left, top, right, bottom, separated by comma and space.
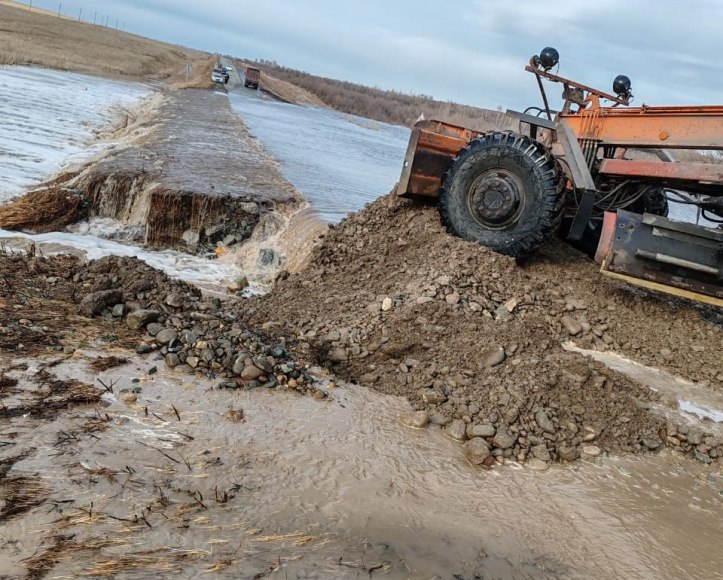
0, 351, 721, 579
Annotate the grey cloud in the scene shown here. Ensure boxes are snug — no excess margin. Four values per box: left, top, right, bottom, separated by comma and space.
25, 0, 723, 112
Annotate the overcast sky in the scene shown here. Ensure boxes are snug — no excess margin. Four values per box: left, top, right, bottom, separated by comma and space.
21, 0, 723, 112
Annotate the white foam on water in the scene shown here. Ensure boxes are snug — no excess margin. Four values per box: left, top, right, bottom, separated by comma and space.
0, 228, 256, 295
0, 66, 152, 201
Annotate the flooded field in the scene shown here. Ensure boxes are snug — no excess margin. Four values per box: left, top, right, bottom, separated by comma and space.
0, 353, 721, 579
0, 66, 151, 201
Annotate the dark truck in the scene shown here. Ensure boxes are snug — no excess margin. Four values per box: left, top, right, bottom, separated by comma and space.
244, 67, 260, 89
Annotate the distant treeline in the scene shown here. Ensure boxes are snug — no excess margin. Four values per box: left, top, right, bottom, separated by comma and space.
252, 59, 510, 130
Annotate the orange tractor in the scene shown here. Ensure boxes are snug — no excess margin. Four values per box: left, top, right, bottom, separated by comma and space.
396, 48, 722, 306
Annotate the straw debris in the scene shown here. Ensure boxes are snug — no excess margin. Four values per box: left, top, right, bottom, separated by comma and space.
0, 187, 89, 232
0, 474, 52, 519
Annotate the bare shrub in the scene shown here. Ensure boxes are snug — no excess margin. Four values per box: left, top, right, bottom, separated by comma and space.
250, 59, 506, 129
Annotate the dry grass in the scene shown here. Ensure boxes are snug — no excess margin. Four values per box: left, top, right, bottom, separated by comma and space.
0, 1, 213, 85
87, 356, 129, 372
0, 475, 52, 520
0, 187, 89, 232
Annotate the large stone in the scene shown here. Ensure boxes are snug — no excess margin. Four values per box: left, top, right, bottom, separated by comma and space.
468, 423, 496, 438
327, 348, 348, 363
78, 290, 123, 317
531, 444, 552, 462
155, 328, 178, 345
561, 316, 583, 336
464, 438, 491, 466
429, 410, 452, 426
227, 276, 249, 292
381, 297, 393, 311
582, 445, 602, 458
232, 356, 247, 375
126, 309, 160, 331
482, 346, 506, 368
419, 388, 447, 405
146, 322, 162, 337
445, 292, 460, 305
492, 431, 517, 450
558, 445, 579, 461
399, 410, 429, 429
164, 293, 184, 308
240, 364, 264, 381
326, 330, 341, 342
535, 410, 556, 434
164, 353, 180, 368
445, 419, 467, 441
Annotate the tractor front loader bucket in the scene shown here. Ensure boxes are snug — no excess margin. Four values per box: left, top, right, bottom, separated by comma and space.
396, 120, 481, 199
596, 210, 723, 306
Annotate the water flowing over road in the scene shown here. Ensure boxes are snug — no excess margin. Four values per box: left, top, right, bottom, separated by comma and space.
228, 86, 409, 223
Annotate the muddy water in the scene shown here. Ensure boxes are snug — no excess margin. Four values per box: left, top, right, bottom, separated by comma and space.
1, 354, 721, 578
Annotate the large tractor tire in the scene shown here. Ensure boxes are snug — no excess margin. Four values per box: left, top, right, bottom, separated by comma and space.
439, 132, 563, 258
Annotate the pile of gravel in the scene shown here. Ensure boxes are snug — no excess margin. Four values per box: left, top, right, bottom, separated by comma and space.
246, 193, 723, 466
0, 253, 319, 397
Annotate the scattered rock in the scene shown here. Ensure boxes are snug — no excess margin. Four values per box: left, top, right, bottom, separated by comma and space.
240, 364, 264, 381
78, 289, 123, 317
642, 438, 661, 451
582, 445, 602, 458
535, 410, 555, 434
164, 353, 180, 368
492, 430, 517, 450
327, 348, 348, 363
468, 423, 496, 438
400, 410, 429, 429
526, 458, 549, 471
119, 391, 137, 404
531, 444, 551, 462
558, 445, 579, 461
445, 419, 467, 441
126, 309, 160, 330
561, 316, 583, 336
464, 438, 491, 466
419, 388, 447, 404
155, 328, 178, 345
482, 346, 506, 367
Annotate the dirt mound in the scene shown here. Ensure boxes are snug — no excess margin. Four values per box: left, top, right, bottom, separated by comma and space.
248, 193, 723, 465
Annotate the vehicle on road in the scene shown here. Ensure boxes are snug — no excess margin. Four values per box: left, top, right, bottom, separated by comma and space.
244, 67, 260, 89
396, 48, 723, 306
211, 67, 229, 85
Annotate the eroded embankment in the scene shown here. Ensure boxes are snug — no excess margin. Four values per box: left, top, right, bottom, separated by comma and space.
246, 193, 723, 467
0, 88, 303, 254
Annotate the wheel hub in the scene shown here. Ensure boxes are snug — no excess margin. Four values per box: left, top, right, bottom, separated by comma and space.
469, 170, 523, 227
